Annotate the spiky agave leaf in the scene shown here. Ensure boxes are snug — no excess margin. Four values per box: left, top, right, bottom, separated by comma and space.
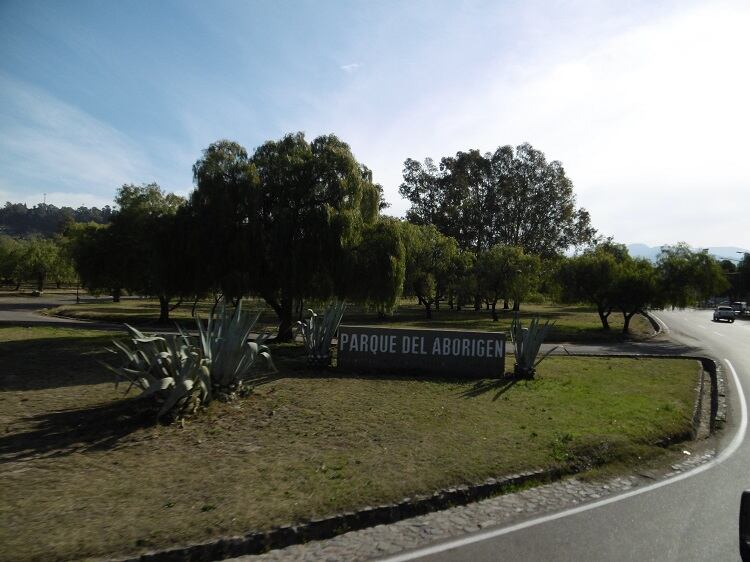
296, 301, 345, 365
195, 298, 273, 392
509, 314, 555, 378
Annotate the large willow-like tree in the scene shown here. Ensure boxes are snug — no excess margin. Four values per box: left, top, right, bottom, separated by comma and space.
191, 133, 382, 340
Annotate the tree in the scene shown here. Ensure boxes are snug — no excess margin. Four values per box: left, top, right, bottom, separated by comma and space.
610, 258, 660, 333
21, 236, 60, 291
68, 222, 127, 301
0, 235, 24, 288
399, 143, 595, 258
189, 140, 259, 301
558, 241, 628, 330
656, 244, 729, 308
401, 223, 460, 318
191, 134, 382, 340
738, 253, 750, 301
399, 158, 444, 228
345, 218, 406, 315
112, 184, 187, 322
447, 249, 476, 311
69, 184, 188, 321
250, 133, 380, 338
490, 143, 595, 256
476, 245, 540, 320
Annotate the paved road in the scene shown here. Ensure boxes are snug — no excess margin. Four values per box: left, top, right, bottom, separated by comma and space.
384, 309, 749, 561
0, 294, 123, 330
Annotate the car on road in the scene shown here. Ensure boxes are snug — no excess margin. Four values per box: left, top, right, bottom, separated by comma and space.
714, 305, 736, 322
732, 301, 748, 315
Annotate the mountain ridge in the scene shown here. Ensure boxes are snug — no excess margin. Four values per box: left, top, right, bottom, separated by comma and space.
627, 243, 749, 262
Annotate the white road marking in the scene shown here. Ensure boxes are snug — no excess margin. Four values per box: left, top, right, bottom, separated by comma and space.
380, 358, 747, 562
713, 331, 724, 337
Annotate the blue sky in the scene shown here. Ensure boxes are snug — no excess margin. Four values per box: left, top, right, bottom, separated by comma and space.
1, 0, 748, 248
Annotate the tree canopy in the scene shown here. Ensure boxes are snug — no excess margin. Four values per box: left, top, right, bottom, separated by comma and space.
401, 222, 461, 318
191, 133, 382, 339
558, 241, 629, 330
399, 143, 595, 258
656, 244, 729, 307
476, 244, 540, 320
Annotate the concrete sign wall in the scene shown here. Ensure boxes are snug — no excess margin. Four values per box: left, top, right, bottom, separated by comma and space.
337, 326, 505, 378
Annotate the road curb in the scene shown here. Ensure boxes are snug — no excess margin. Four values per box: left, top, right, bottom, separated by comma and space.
641, 310, 664, 336
117, 468, 566, 562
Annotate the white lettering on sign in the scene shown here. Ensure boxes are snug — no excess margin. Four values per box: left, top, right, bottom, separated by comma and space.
424, 336, 504, 358
341, 330, 502, 359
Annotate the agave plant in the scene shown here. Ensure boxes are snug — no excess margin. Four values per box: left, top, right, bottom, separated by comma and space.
193, 299, 275, 399
509, 314, 558, 379
103, 324, 211, 420
297, 301, 346, 367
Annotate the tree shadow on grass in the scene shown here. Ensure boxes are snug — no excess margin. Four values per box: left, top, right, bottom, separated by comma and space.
0, 337, 117, 391
0, 397, 156, 464
460, 376, 519, 401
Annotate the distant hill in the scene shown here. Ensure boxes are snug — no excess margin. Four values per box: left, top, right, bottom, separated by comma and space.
627, 243, 749, 262
0, 202, 112, 237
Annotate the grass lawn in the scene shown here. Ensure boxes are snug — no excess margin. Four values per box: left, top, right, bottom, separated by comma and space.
0, 327, 698, 561
45, 298, 653, 342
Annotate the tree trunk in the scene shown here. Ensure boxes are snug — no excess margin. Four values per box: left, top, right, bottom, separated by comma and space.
512, 300, 520, 312
491, 301, 498, 321
112, 288, 121, 303
274, 296, 295, 342
474, 294, 481, 311
435, 299, 440, 312
503, 299, 509, 310
597, 305, 611, 330
158, 295, 170, 324
14, 280, 21, 291
448, 294, 454, 310
622, 311, 635, 334
36, 273, 44, 291
424, 301, 432, 319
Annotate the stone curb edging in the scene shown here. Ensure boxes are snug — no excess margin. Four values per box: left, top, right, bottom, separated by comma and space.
117, 468, 565, 562
640, 310, 663, 336
711, 357, 727, 430
114, 354, 719, 562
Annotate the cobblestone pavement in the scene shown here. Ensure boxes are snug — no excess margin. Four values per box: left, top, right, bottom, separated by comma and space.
233, 450, 715, 562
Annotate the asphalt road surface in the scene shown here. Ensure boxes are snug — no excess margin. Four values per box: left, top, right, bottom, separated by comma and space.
383, 309, 750, 562
0, 294, 124, 330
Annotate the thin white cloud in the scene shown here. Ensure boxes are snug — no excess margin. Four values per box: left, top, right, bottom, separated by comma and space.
0, 74, 158, 206
340, 63, 361, 73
